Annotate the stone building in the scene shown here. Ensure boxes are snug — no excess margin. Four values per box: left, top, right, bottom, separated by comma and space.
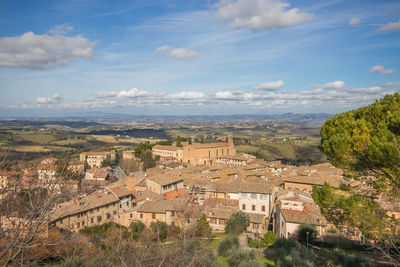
152, 136, 236, 165
80, 151, 116, 168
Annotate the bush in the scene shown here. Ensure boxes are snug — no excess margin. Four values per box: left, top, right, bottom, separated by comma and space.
150, 221, 168, 241
275, 254, 313, 267
225, 211, 250, 235
218, 236, 239, 257
271, 238, 296, 252
196, 214, 211, 237
227, 249, 260, 267
297, 224, 317, 245
264, 231, 277, 246
130, 220, 145, 233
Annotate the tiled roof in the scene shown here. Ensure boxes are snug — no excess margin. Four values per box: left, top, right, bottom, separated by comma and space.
280, 203, 327, 226
153, 145, 181, 151
146, 173, 184, 186
138, 197, 187, 213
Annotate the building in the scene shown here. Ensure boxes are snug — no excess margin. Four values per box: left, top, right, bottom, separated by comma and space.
152, 136, 236, 165
85, 168, 109, 181
122, 150, 135, 160
274, 191, 327, 238
238, 182, 275, 217
37, 165, 57, 182
80, 151, 116, 168
215, 153, 255, 166
50, 186, 134, 232
145, 174, 184, 195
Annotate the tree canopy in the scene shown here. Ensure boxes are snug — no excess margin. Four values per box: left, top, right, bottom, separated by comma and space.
225, 211, 249, 235
320, 93, 400, 193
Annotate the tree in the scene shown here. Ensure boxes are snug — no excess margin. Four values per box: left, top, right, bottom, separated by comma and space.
297, 224, 317, 245
141, 150, 156, 171
218, 236, 239, 257
317, 94, 400, 265
196, 214, 211, 237
225, 211, 250, 235
150, 221, 168, 241
101, 157, 112, 167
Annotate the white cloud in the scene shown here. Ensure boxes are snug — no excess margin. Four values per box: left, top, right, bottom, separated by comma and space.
253, 80, 284, 91
49, 24, 74, 35
116, 88, 151, 98
381, 82, 400, 88
167, 48, 199, 59
215, 0, 314, 30
0, 31, 95, 69
171, 91, 205, 100
378, 20, 400, 33
155, 45, 199, 59
370, 65, 395, 75
312, 80, 346, 90
348, 17, 361, 26
36, 94, 62, 104
155, 45, 169, 53
94, 91, 118, 98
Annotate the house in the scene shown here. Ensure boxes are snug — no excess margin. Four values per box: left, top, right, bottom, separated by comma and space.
238, 182, 276, 217
145, 174, 184, 195
80, 151, 116, 168
0, 171, 22, 189
68, 160, 85, 173
152, 136, 236, 165
50, 186, 135, 232
274, 191, 327, 238
85, 168, 109, 181
37, 165, 57, 182
206, 207, 267, 234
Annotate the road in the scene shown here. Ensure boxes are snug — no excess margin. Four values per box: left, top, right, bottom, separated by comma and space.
112, 165, 126, 180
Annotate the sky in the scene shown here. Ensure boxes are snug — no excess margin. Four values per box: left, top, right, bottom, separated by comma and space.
0, 0, 400, 117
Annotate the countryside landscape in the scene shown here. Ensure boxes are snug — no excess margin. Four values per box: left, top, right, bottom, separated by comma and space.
1, 0, 400, 266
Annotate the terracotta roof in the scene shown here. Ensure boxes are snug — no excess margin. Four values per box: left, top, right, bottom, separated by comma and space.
280, 203, 327, 226
138, 197, 187, 213
163, 188, 188, 199
146, 173, 184, 186
132, 190, 158, 203
248, 213, 267, 224
153, 145, 181, 151
187, 142, 230, 149
284, 176, 325, 186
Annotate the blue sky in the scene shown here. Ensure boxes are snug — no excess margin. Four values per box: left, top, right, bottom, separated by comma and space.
0, 0, 400, 117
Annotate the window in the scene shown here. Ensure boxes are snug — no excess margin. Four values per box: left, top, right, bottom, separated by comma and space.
120, 204, 122, 208
82, 221, 85, 226
60, 220, 63, 225
171, 211, 175, 217
152, 213, 156, 219
242, 204, 246, 210
77, 222, 80, 228
251, 193, 257, 199
107, 213, 111, 220
113, 210, 117, 215
140, 213, 143, 218
241, 193, 247, 198
130, 213, 133, 218
211, 218, 216, 224
97, 215, 102, 223
252, 205, 256, 211
187, 219, 191, 224
91, 217, 94, 224
261, 205, 265, 212
253, 223, 259, 229
260, 194, 267, 200
77, 214, 80, 218
219, 219, 225, 225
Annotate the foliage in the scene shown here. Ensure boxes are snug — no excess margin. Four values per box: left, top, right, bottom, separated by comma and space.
226, 248, 260, 267
297, 224, 317, 245
55, 158, 80, 180
271, 238, 296, 252
100, 157, 112, 167
247, 231, 276, 248
150, 221, 168, 241
196, 214, 211, 237
140, 150, 157, 171
129, 220, 145, 233
312, 183, 388, 239
218, 236, 239, 257
264, 231, 277, 245
79, 222, 126, 240
320, 93, 400, 193
275, 254, 313, 267
225, 211, 250, 235
134, 142, 154, 157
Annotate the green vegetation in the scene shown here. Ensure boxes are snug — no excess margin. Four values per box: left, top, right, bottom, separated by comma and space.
218, 236, 240, 257
225, 211, 249, 235
196, 214, 211, 237
248, 231, 276, 248
297, 224, 317, 245
321, 93, 400, 193
150, 221, 168, 241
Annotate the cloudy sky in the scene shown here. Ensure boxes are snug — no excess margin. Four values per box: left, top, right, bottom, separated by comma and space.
0, 0, 400, 117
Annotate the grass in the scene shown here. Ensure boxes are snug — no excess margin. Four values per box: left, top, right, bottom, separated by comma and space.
91, 135, 118, 143
50, 139, 86, 145
16, 134, 57, 144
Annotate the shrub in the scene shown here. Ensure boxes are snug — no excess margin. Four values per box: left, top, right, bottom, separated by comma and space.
218, 236, 239, 257
225, 211, 250, 235
196, 214, 211, 237
297, 224, 317, 245
263, 231, 277, 246
226, 249, 260, 267
129, 220, 145, 233
150, 221, 168, 241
